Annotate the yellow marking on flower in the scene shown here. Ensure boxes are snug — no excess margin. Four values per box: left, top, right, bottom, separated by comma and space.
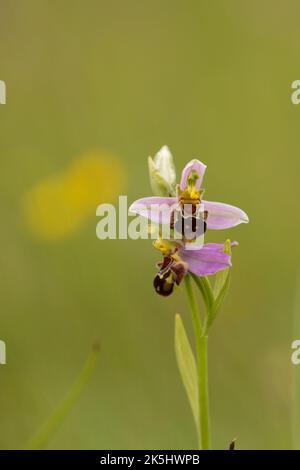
153, 239, 176, 256
23, 152, 126, 241
177, 185, 204, 207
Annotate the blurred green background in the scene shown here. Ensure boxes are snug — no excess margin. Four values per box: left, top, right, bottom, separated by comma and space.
0, 0, 299, 450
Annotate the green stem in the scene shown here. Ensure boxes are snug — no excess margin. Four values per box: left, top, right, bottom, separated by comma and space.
26, 342, 100, 450
185, 275, 211, 450
197, 335, 210, 450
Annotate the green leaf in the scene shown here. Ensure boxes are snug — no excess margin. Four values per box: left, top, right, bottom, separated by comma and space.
213, 239, 232, 299
207, 270, 231, 330
190, 274, 214, 313
175, 313, 198, 430
203, 239, 232, 331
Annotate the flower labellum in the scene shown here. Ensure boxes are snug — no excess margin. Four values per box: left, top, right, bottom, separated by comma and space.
154, 255, 188, 296
153, 239, 235, 296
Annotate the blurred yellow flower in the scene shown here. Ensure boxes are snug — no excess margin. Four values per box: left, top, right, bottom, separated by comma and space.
23, 152, 126, 241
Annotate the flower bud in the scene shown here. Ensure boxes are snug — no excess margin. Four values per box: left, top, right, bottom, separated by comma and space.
148, 146, 176, 196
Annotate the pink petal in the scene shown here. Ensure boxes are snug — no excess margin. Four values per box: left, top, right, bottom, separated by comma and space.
200, 241, 238, 251
129, 196, 177, 224
180, 159, 207, 190
181, 244, 231, 276
203, 201, 249, 230
182, 240, 238, 252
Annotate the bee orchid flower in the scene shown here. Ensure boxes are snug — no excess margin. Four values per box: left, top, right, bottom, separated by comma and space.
153, 239, 237, 296
130, 153, 249, 231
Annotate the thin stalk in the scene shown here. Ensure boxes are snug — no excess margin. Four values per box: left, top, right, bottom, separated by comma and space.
26, 342, 100, 450
197, 335, 210, 450
185, 275, 211, 450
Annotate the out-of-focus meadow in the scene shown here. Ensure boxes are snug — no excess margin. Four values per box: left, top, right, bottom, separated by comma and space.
0, 0, 299, 449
